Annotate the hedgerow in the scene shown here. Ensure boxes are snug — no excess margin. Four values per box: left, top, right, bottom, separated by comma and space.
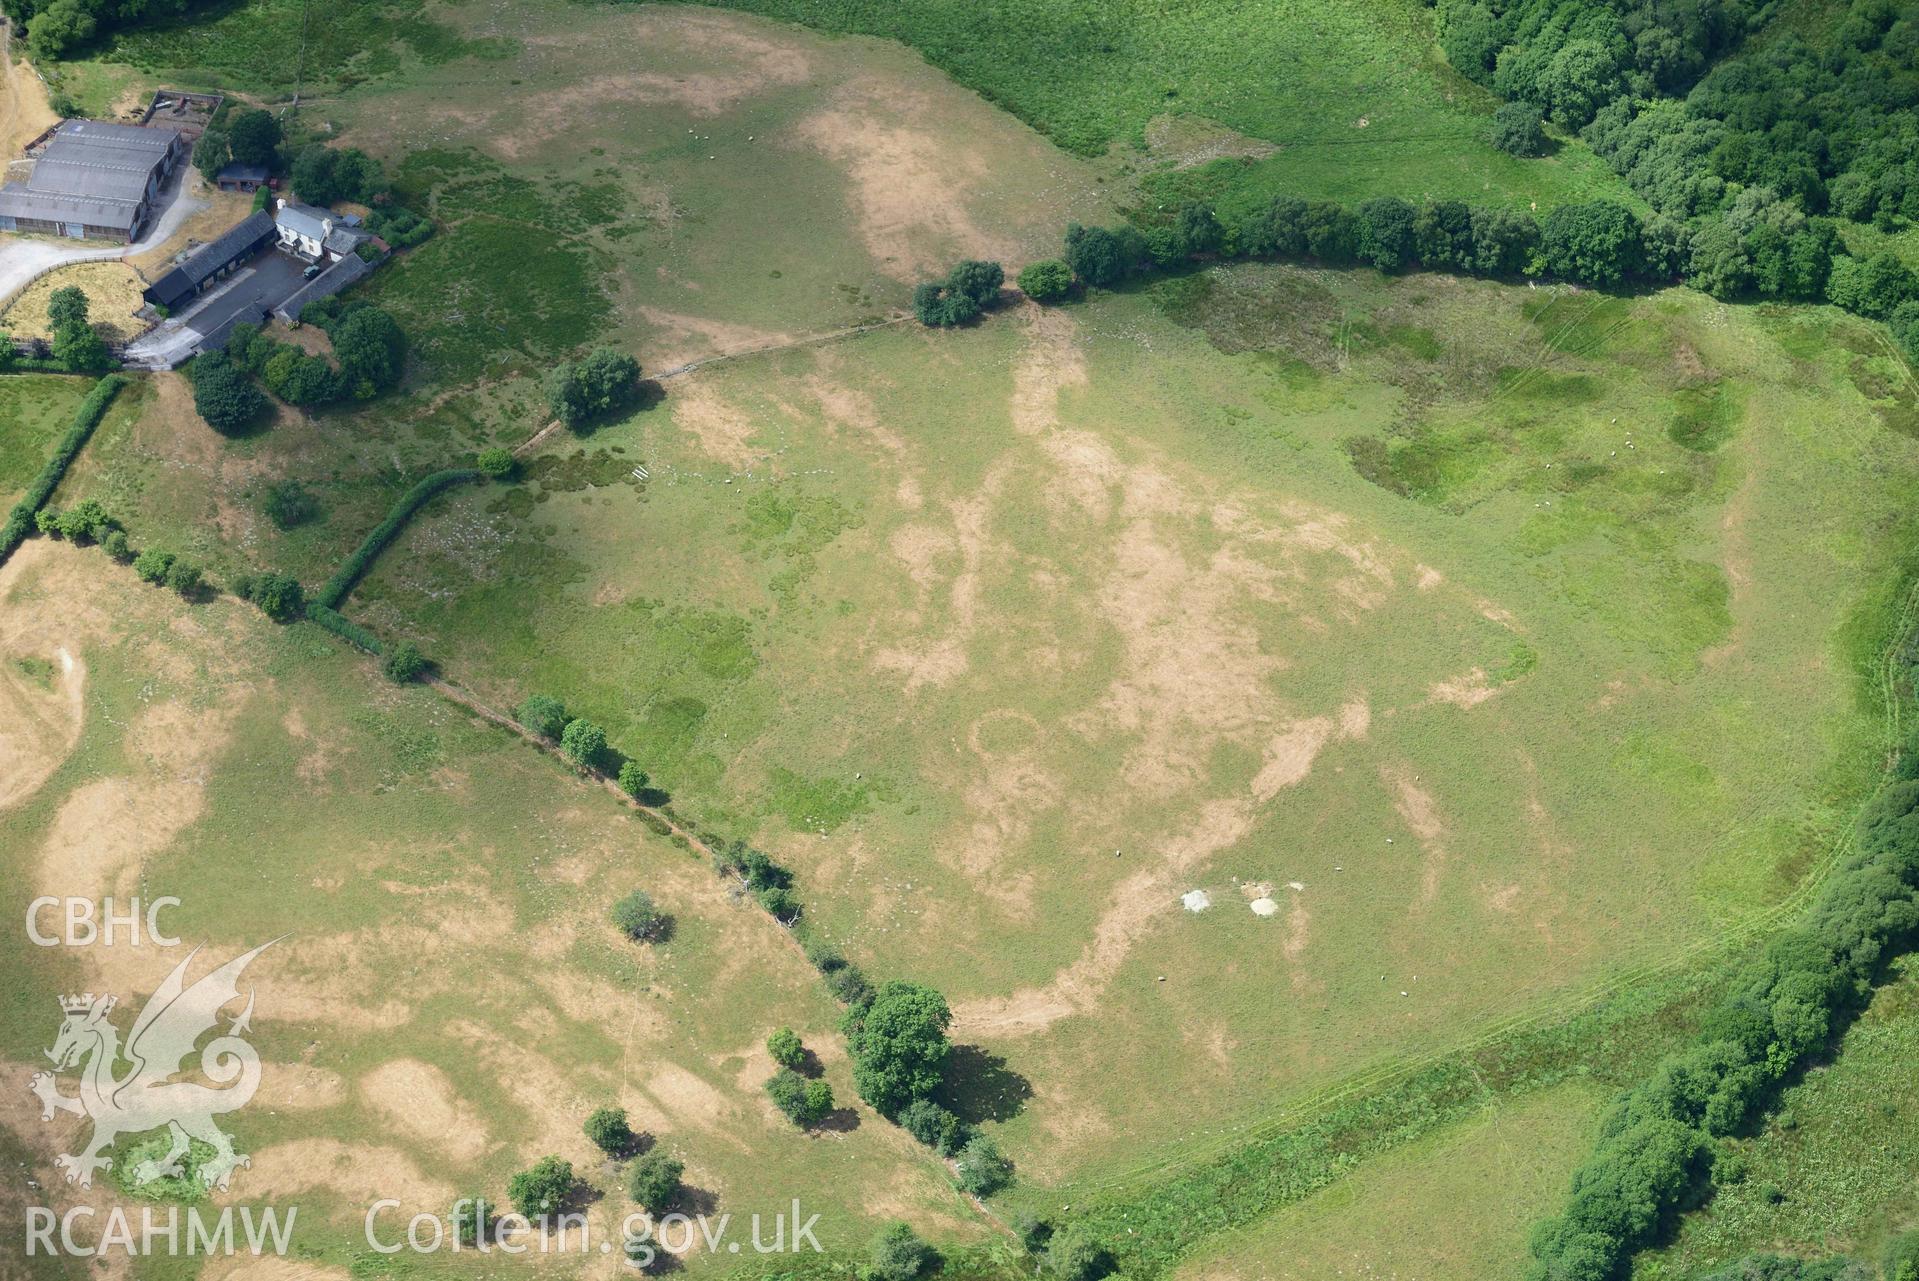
313, 468, 481, 609
1529, 752, 1919, 1280
305, 604, 383, 654
0, 375, 127, 566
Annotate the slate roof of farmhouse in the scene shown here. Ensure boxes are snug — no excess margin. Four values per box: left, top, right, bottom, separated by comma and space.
274, 202, 334, 242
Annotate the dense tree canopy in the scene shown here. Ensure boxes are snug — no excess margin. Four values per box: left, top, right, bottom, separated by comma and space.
583, 1106, 634, 1155
1490, 100, 1548, 156
245, 572, 306, 623
866, 1223, 937, 1281
506, 1157, 574, 1220
1444, 0, 1919, 235
560, 718, 607, 766
330, 306, 407, 396
1063, 223, 1146, 287
46, 286, 110, 372
189, 353, 269, 436
9, 0, 196, 60
610, 889, 668, 942
1017, 258, 1074, 302
516, 694, 568, 739
1540, 201, 1643, 285
625, 1150, 682, 1213
290, 145, 386, 206
841, 981, 951, 1115
1354, 196, 1417, 271
546, 348, 642, 428
912, 280, 981, 327
226, 109, 282, 168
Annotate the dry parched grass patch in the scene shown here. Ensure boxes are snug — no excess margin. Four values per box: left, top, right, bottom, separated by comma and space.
1, 261, 146, 342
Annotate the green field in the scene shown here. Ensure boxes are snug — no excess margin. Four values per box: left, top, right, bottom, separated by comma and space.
333, 269, 1917, 1192
0, 376, 93, 509
1163, 953, 1919, 1281
1173, 1085, 1608, 1281
5, 1, 1919, 1278
665, 0, 1637, 213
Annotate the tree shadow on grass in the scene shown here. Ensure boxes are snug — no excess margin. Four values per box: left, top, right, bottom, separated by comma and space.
813, 1107, 861, 1134
557, 1178, 603, 1215
601, 1129, 655, 1162
673, 1185, 719, 1217
568, 381, 666, 438
935, 1045, 1032, 1125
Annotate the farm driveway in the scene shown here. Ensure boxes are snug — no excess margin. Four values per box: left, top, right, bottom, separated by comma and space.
0, 170, 202, 306
123, 249, 307, 368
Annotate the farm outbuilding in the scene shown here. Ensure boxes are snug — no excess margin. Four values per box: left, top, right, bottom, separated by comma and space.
0, 120, 187, 242
272, 251, 372, 324
215, 163, 269, 193
142, 209, 277, 311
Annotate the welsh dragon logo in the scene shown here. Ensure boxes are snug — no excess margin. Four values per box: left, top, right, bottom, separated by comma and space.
29, 942, 273, 1191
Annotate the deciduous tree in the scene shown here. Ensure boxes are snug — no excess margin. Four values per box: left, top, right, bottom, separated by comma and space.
506, 1156, 574, 1220
841, 981, 951, 1115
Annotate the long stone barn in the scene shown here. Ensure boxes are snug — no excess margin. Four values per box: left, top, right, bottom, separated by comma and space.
142, 209, 277, 312
0, 120, 186, 242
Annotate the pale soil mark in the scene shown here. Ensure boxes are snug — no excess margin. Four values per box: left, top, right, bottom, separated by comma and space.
791, 81, 1019, 279
1383, 766, 1450, 906
359, 1059, 491, 1162
34, 694, 245, 902
240, 1139, 454, 1212
954, 711, 1366, 1038
1427, 667, 1500, 709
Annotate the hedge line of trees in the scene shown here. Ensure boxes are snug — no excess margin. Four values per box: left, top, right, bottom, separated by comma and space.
30, 497, 206, 597
1529, 746, 1919, 1280
0, 374, 125, 564
305, 603, 382, 655
1699, 1236, 1919, 1280
17, 481, 417, 665
1054, 190, 1919, 358
312, 468, 481, 610
713, 838, 1019, 1196
503, 682, 1020, 1203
